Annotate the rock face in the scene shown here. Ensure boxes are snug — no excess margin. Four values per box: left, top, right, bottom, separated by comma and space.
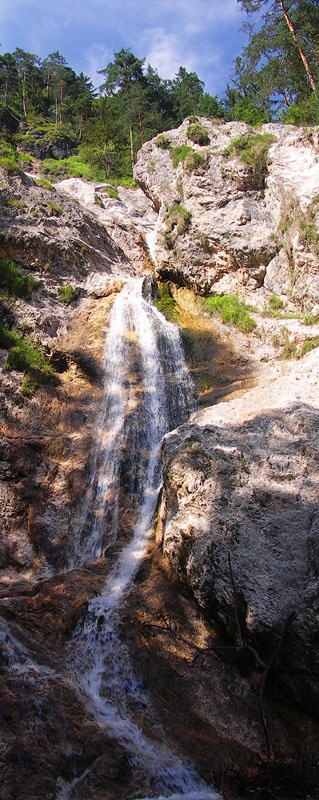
157, 350, 319, 717
1, 122, 319, 799
134, 119, 319, 311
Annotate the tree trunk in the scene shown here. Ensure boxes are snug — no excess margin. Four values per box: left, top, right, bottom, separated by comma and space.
129, 122, 135, 172
279, 0, 317, 91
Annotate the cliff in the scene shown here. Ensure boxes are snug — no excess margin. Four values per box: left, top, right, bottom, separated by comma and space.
0, 121, 319, 799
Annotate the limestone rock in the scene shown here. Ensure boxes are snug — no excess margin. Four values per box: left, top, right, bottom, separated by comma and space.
157, 350, 319, 713
134, 119, 319, 308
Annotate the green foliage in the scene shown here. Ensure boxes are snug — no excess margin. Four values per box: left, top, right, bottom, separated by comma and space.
0, 197, 26, 212
224, 133, 276, 188
171, 145, 192, 168
46, 200, 63, 216
267, 294, 284, 311
164, 204, 192, 248
35, 177, 55, 191
155, 134, 171, 150
186, 122, 210, 145
206, 293, 256, 332
99, 185, 120, 199
58, 284, 78, 304
0, 258, 34, 298
0, 327, 56, 393
95, 195, 104, 208
303, 313, 319, 325
154, 282, 179, 322
299, 337, 319, 357
184, 149, 209, 174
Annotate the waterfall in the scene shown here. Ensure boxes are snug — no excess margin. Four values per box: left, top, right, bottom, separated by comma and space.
61, 278, 217, 800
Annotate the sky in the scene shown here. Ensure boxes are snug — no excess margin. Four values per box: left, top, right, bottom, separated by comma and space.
0, 0, 249, 98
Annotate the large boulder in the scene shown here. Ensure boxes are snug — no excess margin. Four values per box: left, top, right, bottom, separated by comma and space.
134, 120, 319, 311
157, 350, 319, 714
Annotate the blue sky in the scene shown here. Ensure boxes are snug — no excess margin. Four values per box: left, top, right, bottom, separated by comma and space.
0, 0, 248, 98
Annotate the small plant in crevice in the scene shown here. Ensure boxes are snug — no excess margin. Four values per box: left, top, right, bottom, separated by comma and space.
0, 258, 35, 299
206, 293, 256, 333
186, 122, 210, 146
223, 133, 276, 189
154, 282, 179, 323
59, 284, 79, 305
298, 337, 319, 357
164, 204, 191, 249
155, 134, 171, 150
0, 326, 57, 395
171, 145, 193, 168
184, 149, 209, 174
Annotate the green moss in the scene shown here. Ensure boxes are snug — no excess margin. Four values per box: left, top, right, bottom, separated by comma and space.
0, 259, 34, 299
59, 284, 78, 304
186, 122, 210, 146
206, 293, 256, 332
171, 145, 192, 168
154, 282, 179, 323
268, 294, 284, 311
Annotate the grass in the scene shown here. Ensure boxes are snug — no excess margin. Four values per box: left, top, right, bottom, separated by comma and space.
186, 122, 210, 146
35, 177, 56, 191
59, 284, 78, 304
223, 133, 276, 189
299, 337, 319, 357
184, 149, 209, 174
206, 293, 256, 332
0, 327, 57, 395
46, 200, 63, 216
98, 185, 120, 200
164, 204, 192, 248
171, 145, 192, 168
0, 258, 34, 299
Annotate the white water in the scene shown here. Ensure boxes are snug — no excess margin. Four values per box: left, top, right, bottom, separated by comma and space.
61, 278, 218, 800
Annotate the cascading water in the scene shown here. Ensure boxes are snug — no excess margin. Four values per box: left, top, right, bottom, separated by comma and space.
60, 278, 218, 800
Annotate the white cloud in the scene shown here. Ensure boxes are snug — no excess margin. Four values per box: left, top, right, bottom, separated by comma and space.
144, 28, 196, 80
84, 44, 113, 88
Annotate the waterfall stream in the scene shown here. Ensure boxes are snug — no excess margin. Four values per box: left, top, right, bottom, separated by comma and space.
60, 278, 218, 800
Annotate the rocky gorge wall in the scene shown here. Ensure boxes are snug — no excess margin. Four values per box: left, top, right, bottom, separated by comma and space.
0, 120, 319, 799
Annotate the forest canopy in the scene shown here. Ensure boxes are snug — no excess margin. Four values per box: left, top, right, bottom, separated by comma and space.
0, 1, 318, 183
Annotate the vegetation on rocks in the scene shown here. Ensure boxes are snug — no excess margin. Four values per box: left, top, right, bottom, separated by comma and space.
186, 121, 210, 145
0, 258, 34, 298
206, 293, 257, 332
164, 204, 192, 248
58, 284, 79, 304
0, 326, 56, 393
223, 132, 277, 188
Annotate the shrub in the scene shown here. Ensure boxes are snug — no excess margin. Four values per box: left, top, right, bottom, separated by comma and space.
303, 313, 319, 325
186, 122, 210, 146
59, 284, 78, 304
0, 259, 34, 299
0, 326, 56, 393
171, 145, 192, 168
184, 149, 209, 174
206, 293, 256, 332
223, 133, 276, 189
164, 204, 191, 248
155, 134, 171, 150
